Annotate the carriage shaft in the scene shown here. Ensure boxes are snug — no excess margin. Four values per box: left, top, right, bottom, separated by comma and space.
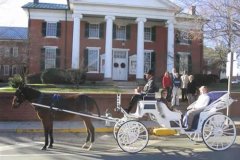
32, 103, 118, 123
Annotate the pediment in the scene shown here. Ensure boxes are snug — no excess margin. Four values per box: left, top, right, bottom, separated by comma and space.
70, 0, 180, 11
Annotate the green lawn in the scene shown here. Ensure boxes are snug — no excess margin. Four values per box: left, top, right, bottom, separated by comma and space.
0, 82, 239, 93
0, 83, 127, 94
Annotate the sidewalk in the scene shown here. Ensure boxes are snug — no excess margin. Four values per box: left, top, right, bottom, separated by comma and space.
0, 118, 239, 135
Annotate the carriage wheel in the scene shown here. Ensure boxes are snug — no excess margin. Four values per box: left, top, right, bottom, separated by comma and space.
113, 119, 126, 139
202, 114, 236, 151
116, 120, 149, 153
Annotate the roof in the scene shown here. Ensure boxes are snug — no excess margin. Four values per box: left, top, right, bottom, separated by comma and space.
22, 2, 68, 10
0, 27, 28, 40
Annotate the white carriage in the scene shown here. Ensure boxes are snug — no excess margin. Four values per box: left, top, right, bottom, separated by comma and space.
32, 91, 237, 153
114, 91, 237, 153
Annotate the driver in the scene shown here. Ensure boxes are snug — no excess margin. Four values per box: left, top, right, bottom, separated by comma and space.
124, 69, 158, 113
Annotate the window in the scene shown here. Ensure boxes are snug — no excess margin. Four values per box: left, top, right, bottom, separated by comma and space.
87, 48, 99, 72
4, 48, 10, 57
176, 30, 192, 45
46, 22, 57, 37
129, 55, 136, 75
176, 52, 191, 74
3, 65, 9, 76
45, 48, 56, 69
0, 47, 4, 55
116, 26, 126, 40
12, 65, 19, 75
89, 24, 99, 38
12, 47, 18, 57
144, 51, 152, 73
144, 27, 152, 41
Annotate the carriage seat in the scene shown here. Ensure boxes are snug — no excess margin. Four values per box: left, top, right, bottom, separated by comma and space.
143, 93, 156, 101
188, 91, 227, 130
207, 91, 227, 105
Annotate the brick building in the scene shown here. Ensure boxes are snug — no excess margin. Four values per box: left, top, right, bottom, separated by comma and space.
0, 27, 28, 82
22, 0, 204, 81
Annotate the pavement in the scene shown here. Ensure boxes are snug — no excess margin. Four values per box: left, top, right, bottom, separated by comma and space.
0, 118, 240, 135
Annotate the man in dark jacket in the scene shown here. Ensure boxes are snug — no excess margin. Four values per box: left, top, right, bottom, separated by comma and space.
125, 69, 158, 113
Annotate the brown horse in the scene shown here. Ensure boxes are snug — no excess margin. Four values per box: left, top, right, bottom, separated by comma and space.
12, 85, 100, 150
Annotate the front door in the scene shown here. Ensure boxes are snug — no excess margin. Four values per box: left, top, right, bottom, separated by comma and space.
112, 50, 128, 80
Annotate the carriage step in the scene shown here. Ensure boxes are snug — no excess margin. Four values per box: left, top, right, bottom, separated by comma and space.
153, 128, 177, 136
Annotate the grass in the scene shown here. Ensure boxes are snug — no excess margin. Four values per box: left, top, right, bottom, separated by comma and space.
0, 82, 239, 93
0, 83, 127, 94
208, 83, 240, 92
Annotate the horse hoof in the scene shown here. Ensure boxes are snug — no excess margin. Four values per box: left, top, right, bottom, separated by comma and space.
82, 143, 87, 149
87, 143, 92, 151
48, 145, 53, 149
41, 146, 47, 150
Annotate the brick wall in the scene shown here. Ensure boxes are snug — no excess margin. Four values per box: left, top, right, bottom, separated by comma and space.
0, 92, 239, 121
0, 93, 132, 121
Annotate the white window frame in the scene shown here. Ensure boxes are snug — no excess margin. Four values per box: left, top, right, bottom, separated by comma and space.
116, 25, 126, 40
129, 54, 136, 75
86, 47, 100, 73
144, 27, 152, 41
3, 65, 9, 76
44, 46, 57, 69
88, 23, 100, 38
177, 52, 190, 74
4, 47, 10, 57
46, 22, 57, 37
13, 47, 18, 57
144, 50, 153, 73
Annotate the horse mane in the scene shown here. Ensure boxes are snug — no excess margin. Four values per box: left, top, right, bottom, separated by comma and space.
21, 86, 42, 101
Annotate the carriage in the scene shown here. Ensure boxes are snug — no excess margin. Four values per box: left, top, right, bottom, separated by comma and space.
30, 91, 237, 153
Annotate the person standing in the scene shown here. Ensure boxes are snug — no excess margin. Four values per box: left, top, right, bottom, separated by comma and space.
171, 72, 181, 107
162, 71, 172, 101
181, 71, 189, 102
125, 69, 158, 113
186, 75, 197, 105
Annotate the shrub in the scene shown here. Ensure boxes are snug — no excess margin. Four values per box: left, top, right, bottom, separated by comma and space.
220, 78, 228, 83
194, 74, 219, 86
8, 74, 24, 88
27, 73, 42, 84
66, 69, 86, 86
41, 68, 69, 84
41, 68, 86, 85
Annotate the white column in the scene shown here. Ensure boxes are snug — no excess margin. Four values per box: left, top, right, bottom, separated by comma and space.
104, 15, 115, 79
167, 19, 175, 72
71, 14, 83, 69
136, 17, 146, 79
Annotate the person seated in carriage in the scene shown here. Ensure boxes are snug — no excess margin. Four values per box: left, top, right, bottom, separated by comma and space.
125, 69, 158, 113
158, 89, 173, 111
183, 86, 210, 130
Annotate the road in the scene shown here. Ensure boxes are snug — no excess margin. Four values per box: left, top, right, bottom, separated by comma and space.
0, 132, 240, 160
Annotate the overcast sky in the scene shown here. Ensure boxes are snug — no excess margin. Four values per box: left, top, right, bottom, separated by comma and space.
0, 0, 67, 27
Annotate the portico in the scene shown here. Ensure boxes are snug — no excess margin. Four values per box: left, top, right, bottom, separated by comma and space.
70, 0, 179, 80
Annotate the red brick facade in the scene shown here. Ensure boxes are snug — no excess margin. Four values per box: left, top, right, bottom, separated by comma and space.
27, 19, 203, 81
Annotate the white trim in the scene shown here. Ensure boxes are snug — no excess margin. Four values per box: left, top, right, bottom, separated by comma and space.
43, 46, 58, 49
112, 48, 130, 51
86, 47, 101, 50
177, 52, 190, 56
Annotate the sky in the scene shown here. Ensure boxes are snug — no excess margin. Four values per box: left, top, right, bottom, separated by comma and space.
0, 0, 67, 27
